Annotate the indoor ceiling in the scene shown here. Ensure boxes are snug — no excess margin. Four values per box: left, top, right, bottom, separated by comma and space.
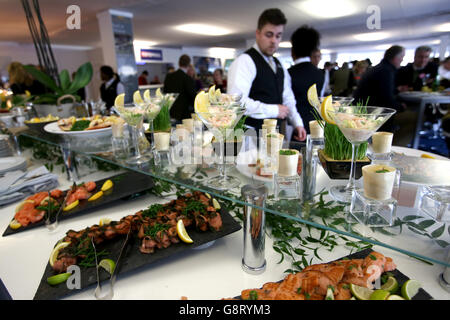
1, 0, 449, 51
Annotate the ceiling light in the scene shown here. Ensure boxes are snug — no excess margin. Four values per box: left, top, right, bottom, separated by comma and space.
320, 49, 331, 54
374, 44, 392, 50
353, 32, 389, 42
133, 40, 157, 47
279, 41, 292, 48
435, 22, 450, 33
298, 0, 358, 19
174, 24, 231, 36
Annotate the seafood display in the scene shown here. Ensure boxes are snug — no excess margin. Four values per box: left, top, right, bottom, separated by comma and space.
52, 191, 222, 273
233, 251, 397, 300
57, 115, 119, 131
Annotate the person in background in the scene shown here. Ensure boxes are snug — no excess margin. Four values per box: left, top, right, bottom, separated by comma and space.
227, 8, 306, 141
7, 62, 45, 95
213, 68, 227, 92
438, 56, 450, 88
167, 66, 175, 74
138, 70, 149, 85
288, 25, 324, 134
321, 62, 333, 97
310, 48, 321, 67
99, 65, 124, 111
347, 60, 368, 96
150, 75, 161, 84
353, 45, 406, 131
187, 64, 202, 92
331, 62, 351, 96
397, 45, 438, 91
163, 54, 197, 121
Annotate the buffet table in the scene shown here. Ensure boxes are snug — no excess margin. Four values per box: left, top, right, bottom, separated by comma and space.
0, 141, 449, 300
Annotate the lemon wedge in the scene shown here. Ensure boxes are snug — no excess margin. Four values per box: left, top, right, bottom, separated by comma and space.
215, 88, 221, 101
101, 179, 114, 192
9, 219, 22, 230
212, 198, 221, 210
49, 241, 71, 267
99, 217, 112, 227
88, 191, 103, 202
133, 90, 144, 105
320, 95, 335, 125
194, 91, 210, 113
176, 219, 193, 244
208, 85, 217, 103
114, 93, 125, 107
156, 87, 163, 98
421, 154, 436, 159
307, 84, 320, 109
143, 89, 151, 102
63, 199, 79, 212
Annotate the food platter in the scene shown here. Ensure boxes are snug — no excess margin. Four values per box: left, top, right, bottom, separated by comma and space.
33, 192, 242, 300
2, 172, 154, 236
233, 248, 433, 300
44, 121, 112, 137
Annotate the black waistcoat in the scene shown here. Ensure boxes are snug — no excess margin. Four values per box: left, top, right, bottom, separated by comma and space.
100, 78, 120, 109
245, 48, 285, 132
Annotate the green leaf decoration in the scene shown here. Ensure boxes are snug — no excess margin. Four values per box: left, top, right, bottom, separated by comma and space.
59, 69, 71, 91
23, 65, 60, 94
67, 62, 93, 94
431, 225, 445, 239
417, 219, 436, 230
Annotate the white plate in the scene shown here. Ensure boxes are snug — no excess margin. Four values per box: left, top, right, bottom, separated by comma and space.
391, 146, 448, 161
0, 157, 26, 173
44, 121, 112, 137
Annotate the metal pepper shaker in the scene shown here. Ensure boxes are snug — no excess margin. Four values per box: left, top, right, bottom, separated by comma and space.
241, 183, 268, 275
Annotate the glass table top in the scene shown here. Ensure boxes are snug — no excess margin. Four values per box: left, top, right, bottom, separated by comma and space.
18, 128, 450, 267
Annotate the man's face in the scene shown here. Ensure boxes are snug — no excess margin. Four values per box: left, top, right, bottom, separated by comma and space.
414, 50, 430, 69
256, 23, 284, 57
310, 50, 321, 67
392, 50, 405, 69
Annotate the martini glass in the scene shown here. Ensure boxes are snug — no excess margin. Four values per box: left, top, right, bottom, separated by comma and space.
196, 99, 245, 190
318, 96, 354, 112
113, 103, 149, 165
328, 106, 396, 203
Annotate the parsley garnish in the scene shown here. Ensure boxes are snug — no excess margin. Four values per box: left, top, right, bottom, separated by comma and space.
248, 290, 258, 300
142, 204, 164, 219
144, 223, 170, 239
369, 254, 377, 261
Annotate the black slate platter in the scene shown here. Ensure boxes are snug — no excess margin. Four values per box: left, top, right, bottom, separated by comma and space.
33, 205, 242, 300
235, 248, 433, 300
3, 171, 154, 236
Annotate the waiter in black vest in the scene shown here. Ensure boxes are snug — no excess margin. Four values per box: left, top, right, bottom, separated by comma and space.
100, 65, 125, 111
227, 8, 306, 141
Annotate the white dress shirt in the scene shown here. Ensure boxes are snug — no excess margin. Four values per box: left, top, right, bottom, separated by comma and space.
227, 43, 304, 128
438, 65, 450, 80
105, 77, 125, 95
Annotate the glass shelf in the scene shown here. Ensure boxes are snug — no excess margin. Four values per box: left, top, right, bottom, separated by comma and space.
18, 129, 450, 267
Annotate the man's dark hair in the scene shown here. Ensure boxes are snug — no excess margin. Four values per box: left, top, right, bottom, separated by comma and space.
100, 65, 114, 79
415, 45, 432, 55
290, 25, 321, 58
324, 62, 331, 68
257, 8, 287, 30
384, 45, 404, 61
179, 54, 191, 68
142, 70, 148, 75
214, 68, 223, 75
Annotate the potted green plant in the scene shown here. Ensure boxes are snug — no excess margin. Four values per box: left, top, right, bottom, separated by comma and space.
23, 62, 93, 118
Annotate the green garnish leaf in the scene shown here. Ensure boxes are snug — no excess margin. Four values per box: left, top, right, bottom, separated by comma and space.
375, 169, 390, 173
70, 120, 91, 131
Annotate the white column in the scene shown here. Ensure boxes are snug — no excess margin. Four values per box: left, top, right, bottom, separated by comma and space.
438, 35, 449, 61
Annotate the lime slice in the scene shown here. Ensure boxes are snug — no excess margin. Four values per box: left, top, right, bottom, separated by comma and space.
320, 95, 335, 125
49, 241, 71, 267
325, 287, 334, 300
114, 93, 125, 107
194, 91, 209, 113
99, 258, 116, 274
369, 289, 390, 300
381, 276, 399, 294
401, 279, 421, 300
143, 89, 151, 102
9, 219, 22, 230
387, 294, 405, 300
88, 190, 104, 201
99, 218, 112, 227
133, 90, 144, 105
47, 272, 71, 286
349, 283, 374, 300
177, 219, 193, 244
101, 179, 114, 192
63, 199, 79, 212
212, 198, 221, 210
307, 84, 320, 109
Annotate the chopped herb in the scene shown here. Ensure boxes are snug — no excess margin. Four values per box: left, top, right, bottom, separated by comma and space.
348, 265, 355, 270
369, 254, 377, 261
305, 292, 311, 300
375, 169, 390, 173
342, 284, 350, 290
296, 287, 302, 294
70, 120, 91, 131
279, 149, 297, 156
182, 199, 206, 218
327, 285, 335, 293
142, 204, 164, 218
144, 223, 170, 239
248, 290, 258, 300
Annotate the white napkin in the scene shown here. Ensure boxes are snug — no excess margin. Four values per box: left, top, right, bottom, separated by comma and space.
0, 166, 59, 207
